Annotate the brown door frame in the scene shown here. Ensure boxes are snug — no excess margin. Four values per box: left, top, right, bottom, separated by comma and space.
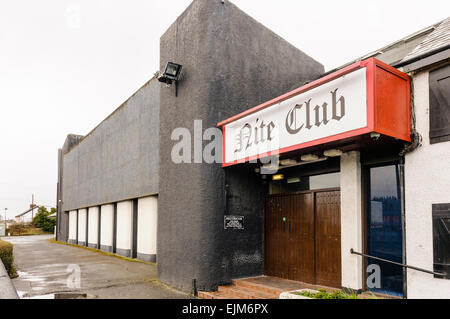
264, 187, 341, 286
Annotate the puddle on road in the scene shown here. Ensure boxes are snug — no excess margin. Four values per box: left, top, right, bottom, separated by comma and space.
16, 271, 89, 299
17, 271, 47, 283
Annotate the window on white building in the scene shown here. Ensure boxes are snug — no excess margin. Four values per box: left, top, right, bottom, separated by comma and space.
432, 203, 450, 279
429, 64, 450, 144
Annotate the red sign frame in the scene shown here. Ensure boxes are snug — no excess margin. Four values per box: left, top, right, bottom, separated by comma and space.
218, 58, 411, 167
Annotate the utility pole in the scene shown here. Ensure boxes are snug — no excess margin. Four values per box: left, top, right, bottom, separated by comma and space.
4, 208, 7, 233
31, 194, 34, 220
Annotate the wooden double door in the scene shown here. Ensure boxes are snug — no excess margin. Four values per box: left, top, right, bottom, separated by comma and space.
264, 189, 342, 288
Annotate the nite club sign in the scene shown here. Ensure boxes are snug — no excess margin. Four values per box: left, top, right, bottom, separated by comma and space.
218, 58, 411, 167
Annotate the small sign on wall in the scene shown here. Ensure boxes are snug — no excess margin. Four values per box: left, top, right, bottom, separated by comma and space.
224, 216, 244, 230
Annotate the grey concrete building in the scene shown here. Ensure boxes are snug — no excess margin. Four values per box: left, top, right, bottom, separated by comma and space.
57, 0, 450, 299
157, 0, 323, 293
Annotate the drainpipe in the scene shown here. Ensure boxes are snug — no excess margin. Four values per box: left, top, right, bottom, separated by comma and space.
399, 157, 407, 298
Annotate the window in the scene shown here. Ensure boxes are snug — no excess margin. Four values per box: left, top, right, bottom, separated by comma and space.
432, 204, 450, 279
429, 64, 450, 144
367, 164, 403, 296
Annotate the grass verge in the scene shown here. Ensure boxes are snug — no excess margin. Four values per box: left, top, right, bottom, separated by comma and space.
48, 239, 157, 266
293, 289, 359, 299
0, 239, 18, 278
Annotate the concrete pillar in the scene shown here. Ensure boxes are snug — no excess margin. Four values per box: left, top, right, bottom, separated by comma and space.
100, 204, 114, 252
77, 209, 87, 246
137, 196, 158, 262
68, 210, 77, 244
87, 207, 99, 248
116, 201, 133, 257
340, 151, 363, 291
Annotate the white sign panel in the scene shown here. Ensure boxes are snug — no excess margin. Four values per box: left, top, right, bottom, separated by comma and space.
224, 68, 367, 164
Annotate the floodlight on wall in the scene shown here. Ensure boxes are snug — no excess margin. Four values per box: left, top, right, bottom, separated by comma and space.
158, 62, 183, 84
158, 62, 183, 96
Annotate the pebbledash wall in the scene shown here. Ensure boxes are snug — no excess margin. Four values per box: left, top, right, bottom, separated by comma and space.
57, 0, 323, 279
158, 0, 323, 293
404, 68, 450, 299
56, 0, 450, 298
59, 77, 160, 262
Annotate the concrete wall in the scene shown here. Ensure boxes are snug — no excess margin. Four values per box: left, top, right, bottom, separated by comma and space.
56, 149, 68, 242
405, 70, 450, 299
56, 135, 83, 242
100, 204, 114, 252
158, 0, 324, 292
61, 78, 160, 212
137, 196, 158, 262
87, 206, 99, 248
68, 210, 77, 244
340, 151, 363, 291
77, 209, 87, 246
116, 201, 133, 257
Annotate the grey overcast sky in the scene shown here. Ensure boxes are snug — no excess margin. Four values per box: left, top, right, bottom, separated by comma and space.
0, 0, 449, 219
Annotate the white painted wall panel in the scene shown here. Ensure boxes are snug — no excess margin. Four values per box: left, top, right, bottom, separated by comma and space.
137, 196, 158, 256
340, 151, 362, 291
116, 201, 133, 251
100, 204, 114, 247
405, 71, 450, 299
88, 206, 99, 246
68, 210, 77, 241
77, 208, 87, 244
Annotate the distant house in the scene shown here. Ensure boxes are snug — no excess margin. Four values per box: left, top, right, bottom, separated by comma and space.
47, 212, 56, 219
6, 220, 15, 228
15, 205, 39, 224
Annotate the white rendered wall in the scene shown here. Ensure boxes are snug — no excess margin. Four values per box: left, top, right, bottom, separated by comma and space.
340, 151, 363, 291
405, 71, 450, 299
100, 204, 114, 248
137, 196, 158, 256
68, 210, 77, 241
87, 206, 99, 246
116, 201, 133, 252
77, 208, 87, 244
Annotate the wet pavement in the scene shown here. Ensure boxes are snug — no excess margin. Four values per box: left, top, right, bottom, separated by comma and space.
2, 235, 192, 299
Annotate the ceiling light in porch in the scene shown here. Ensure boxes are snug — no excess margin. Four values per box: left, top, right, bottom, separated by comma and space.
323, 149, 343, 157
280, 159, 298, 166
272, 174, 284, 181
287, 177, 301, 184
301, 154, 319, 162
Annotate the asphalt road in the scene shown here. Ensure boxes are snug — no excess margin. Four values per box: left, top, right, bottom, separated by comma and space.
3, 235, 192, 299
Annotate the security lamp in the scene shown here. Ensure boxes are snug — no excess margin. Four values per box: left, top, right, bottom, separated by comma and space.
158, 62, 183, 85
